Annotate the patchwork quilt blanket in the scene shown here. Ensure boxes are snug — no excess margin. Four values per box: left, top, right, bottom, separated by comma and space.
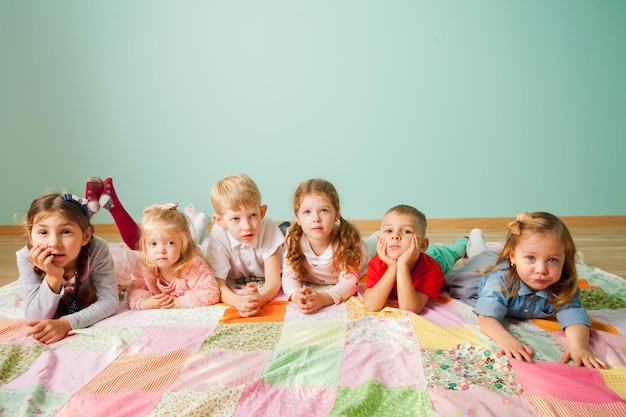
1, 253, 625, 416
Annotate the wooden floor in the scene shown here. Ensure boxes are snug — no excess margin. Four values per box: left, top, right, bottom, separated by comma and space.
2, 220, 625, 288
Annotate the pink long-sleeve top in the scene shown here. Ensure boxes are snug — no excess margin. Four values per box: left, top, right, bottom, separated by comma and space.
128, 254, 220, 310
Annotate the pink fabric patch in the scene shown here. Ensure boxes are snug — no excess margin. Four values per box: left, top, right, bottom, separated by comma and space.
339, 345, 425, 387
5, 350, 116, 394
55, 392, 162, 417
429, 386, 537, 417
234, 379, 336, 417
170, 348, 272, 390
125, 325, 215, 354
509, 359, 623, 403
420, 301, 468, 326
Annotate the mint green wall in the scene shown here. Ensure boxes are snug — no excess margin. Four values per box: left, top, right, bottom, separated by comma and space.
2, 1, 625, 226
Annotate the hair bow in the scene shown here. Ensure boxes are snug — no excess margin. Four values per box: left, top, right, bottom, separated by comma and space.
143, 202, 179, 214
62, 194, 90, 217
507, 212, 532, 236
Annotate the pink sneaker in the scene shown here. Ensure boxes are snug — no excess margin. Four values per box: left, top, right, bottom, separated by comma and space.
99, 177, 115, 210
85, 176, 103, 215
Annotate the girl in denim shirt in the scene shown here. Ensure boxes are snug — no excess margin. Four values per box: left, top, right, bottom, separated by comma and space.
474, 212, 607, 369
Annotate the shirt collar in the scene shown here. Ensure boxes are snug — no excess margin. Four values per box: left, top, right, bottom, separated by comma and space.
302, 236, 333, 262
518, 279, 553, 300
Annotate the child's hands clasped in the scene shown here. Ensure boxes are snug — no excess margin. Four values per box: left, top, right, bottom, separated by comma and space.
292, 285, 325, 314
236, 282, 261, 317
139, 293, 178, 310
26, 318, 71, 345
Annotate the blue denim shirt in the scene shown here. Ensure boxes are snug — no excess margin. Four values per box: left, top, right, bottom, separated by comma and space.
474, 266, 590, 329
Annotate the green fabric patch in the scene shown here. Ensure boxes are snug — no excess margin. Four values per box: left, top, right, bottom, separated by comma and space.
0, 343, 48, 384
0, 383, 71, 416
148, 386, 244, 417
262, 345, 343, 387
63, 325, 143, 352
330, 380, 433, 417
581, 287, 626, 310
153, 305, 228, 326
201, 322, 282, 352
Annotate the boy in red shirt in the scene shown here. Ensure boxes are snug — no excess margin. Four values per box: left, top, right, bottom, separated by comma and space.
363, 204, 467, 314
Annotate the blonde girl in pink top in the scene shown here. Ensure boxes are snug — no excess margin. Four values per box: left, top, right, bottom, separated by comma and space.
128, 204, 219, 310
282, 179, 367, 314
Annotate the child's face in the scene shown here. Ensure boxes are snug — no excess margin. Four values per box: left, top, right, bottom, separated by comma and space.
379, 212, 427, 260
144, 228, 183, 271
509, 231, 565, 291
296, 194, 338, 245
215, 204, 267, 244
29, 213, 91, 269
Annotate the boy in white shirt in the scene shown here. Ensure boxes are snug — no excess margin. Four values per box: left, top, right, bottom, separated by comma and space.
206, 173, 284, 317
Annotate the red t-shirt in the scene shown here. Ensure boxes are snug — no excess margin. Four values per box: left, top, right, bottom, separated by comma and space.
365, 253, 444, 299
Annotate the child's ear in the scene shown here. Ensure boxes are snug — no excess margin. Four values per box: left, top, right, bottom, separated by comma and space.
213, 214, 224, 228
259, 204, 268, 219
419, 236, 429, 252
82, 227, 93, 246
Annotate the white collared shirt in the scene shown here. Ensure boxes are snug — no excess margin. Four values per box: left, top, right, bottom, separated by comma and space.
206, 217, 284, 280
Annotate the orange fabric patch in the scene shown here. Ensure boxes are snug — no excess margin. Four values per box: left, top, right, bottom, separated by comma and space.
219, 300, 287, 324
531, 316, 618, 334
577, 279, 599, 289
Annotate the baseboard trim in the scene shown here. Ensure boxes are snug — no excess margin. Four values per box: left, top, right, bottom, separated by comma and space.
2, 215, 625, 236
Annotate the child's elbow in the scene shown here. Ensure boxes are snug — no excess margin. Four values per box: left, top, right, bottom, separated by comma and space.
362, 298, 382, 312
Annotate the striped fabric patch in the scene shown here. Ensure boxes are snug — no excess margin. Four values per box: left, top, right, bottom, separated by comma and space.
528, 395, 626, 417
78, 349, 192, 394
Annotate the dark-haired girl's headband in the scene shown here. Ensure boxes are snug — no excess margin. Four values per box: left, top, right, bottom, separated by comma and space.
62, 194, 90, 217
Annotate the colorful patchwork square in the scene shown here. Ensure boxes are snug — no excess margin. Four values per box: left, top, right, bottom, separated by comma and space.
78, 349, 192, 394
153, 305, 228, 326
0, 342, 48, 385
5, 350, 116, 394
201, 322, 283, 352
220, 300, 287, 324
410, 314, 486, 350
284, 301, 347, 322
235, 379, 337, 417
428, 385, 532, 417
151, 386, 245, 417
422, 343, 523, 396
277, 319, 345, 349
62, 325, 143, 352
263, 345, 343, 387
339, 345, 424, 387
171, 348, 272, 390
599, 366, 626, 399
58, 391, 162, 416
0, 383, 70, 416
126, 325, 215, 354
510, 360, 622, 402
331, 380, 433, 417
347, 315, 417, 347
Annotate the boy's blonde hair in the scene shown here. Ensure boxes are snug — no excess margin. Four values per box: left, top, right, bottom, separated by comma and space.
210, 173, 262, 215
139, 207, 204, 277
384, 204, 428, 239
